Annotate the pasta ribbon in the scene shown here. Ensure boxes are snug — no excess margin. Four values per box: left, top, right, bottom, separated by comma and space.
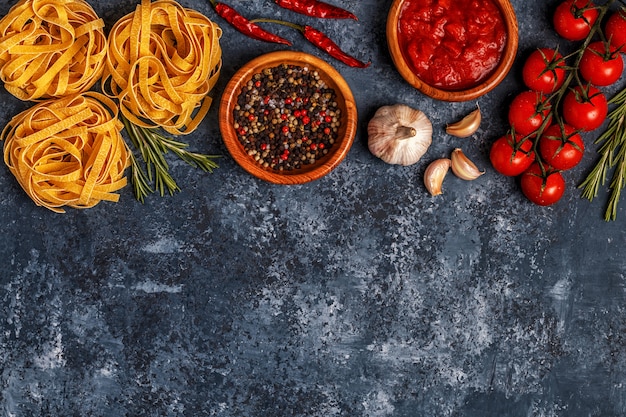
1, 92, 131, 213
102, 0, 222, 135
0, 0, 108, 101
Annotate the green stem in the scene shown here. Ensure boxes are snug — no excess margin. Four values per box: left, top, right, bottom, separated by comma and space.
251, 18, 304, 33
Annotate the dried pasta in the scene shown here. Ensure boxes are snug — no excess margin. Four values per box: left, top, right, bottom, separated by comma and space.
102, 0, 222, 135
0, 0, 108, 101
1, 92, 131, 213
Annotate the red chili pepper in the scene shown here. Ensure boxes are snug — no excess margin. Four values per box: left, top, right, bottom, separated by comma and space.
251, 19, 370, 68
210, 1, 292, 46
274, 0, 358, 20
302, 25, 370, 68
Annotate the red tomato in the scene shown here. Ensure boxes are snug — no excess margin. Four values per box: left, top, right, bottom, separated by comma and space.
520, 163, 566, 206
562, 85, 608, 131
490, 133, 535, 176
539, 124, 585, 170
579, 41, 624, 86
508, 91, 552, 136
522, 48, 567, 93
553, 0, 599, 41
605, 9, 626, 51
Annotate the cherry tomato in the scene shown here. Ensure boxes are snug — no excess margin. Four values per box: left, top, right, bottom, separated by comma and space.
579, 41, 624, 86
553, 0, 599, 41
522, 48, 567, 93
539, 124, 585, 170
520, 163, 566, 206
605, 9, 626, 51
490, 132, 535, 177
562, 85, 608, 131
508, 90, 552, 136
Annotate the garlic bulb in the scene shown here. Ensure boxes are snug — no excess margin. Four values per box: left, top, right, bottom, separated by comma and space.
368, 104, 433, 166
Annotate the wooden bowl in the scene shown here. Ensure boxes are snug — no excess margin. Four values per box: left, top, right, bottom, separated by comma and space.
386, 0, 518, 102
219, 51, 357, 185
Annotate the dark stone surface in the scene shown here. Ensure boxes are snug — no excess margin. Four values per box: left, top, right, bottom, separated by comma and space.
1, 0, 625, 416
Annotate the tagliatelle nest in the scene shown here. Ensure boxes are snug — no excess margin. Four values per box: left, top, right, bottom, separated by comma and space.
0, 0, 108, 101
102, 0, 223, 135
1, 92, 131, 213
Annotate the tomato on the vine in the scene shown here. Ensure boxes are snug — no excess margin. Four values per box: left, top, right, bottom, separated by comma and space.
553, 0, 599, 41
490, 133, 535, 177
508, 90, 552, 136
562, 85, 608, 131
539, 124, 585, 170
520, 163, 566, 206
579, 41, 624, 86
605, 8, 626, 51
522, 48, 567, 93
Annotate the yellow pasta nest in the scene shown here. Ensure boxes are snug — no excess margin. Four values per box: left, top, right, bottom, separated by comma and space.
1, 92, 131, 213
0, 0, 108, 101
102, 0, 223, 135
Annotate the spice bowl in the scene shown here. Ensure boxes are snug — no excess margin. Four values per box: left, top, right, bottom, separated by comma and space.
386, 0, 518, 102
219, 51, 357, 185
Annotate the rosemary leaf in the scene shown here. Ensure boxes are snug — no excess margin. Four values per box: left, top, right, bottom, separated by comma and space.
128, 152, 153, 203
141, 129, 179, 196
606, 146, 626, 221
580, 150, 610, 201
156, 134, 220, 172
609, 86, 626, 106
124, 119, 152, 178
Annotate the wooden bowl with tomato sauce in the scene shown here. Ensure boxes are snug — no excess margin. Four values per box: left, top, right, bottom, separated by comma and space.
387, 0, 518, 102
219, 51, 358, 185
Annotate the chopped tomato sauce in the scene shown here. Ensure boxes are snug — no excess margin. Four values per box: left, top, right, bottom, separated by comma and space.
397, 0, 507, 90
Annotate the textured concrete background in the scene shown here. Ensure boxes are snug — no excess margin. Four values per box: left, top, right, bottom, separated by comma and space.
1, 0, 625, 416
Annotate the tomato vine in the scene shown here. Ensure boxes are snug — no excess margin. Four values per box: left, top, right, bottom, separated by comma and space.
491, 0, 626, 219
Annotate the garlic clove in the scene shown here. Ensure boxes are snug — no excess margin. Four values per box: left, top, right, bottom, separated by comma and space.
446, 105, 481, 138
424, 158, 451, 196
450, 148, 484, 180
367, 104, 433, 166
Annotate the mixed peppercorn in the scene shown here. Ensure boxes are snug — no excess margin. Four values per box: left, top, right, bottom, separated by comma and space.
234, 64, 342, 171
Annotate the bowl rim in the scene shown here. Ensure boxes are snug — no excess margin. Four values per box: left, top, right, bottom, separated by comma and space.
219, 51, 358, 185
386, 0, 519, 102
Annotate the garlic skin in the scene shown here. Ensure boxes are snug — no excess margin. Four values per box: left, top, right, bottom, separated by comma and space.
446, 105, 481, 138
424, 158, 451, 196
450, 148, 484, 180
368, 104, 433, 166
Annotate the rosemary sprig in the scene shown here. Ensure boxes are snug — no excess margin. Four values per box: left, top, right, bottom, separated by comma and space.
579, 88, 626, 221
120, 115, 220, 202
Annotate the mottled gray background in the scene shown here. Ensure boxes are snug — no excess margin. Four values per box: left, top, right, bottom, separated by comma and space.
1, 0, 625, 416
